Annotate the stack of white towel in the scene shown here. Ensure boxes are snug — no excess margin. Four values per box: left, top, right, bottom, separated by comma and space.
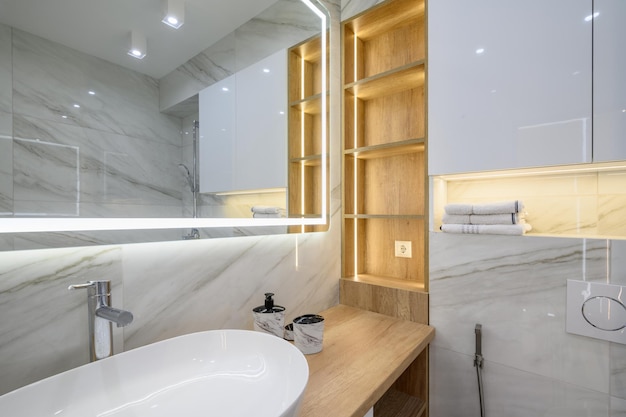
440, 200, 531, 236
251, 206, 286, 218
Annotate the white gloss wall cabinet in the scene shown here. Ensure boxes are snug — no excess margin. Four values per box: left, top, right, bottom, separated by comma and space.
199, 49, 287, 193
428, 0, 592, 175
592, 0, 626, 162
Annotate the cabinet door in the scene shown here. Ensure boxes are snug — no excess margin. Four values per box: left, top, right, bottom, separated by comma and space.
234, 49, 287, 191
199, 50, 287, 193
199, 76, 236, 193
593, 0, 626, 162
428, 0, 592, 175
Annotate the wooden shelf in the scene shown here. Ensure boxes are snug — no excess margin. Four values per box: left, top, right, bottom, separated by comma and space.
289, 154, 323, 166
344, 0, 425, 41
345, 61, 425, 100
289, 92, 327, 114
345, 138, 425, 159
375, 388, 426, 417
342, 274, 426, 292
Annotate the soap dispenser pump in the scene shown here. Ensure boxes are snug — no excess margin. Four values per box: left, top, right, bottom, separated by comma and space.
252, 292, 286, 338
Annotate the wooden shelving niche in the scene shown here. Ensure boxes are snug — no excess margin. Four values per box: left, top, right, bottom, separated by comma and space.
342, 0, 427, 291
341, 0, 429, 415
287, 33, 329, 233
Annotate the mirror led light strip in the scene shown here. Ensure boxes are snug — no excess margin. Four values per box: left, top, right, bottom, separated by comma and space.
0, 217, 326, 233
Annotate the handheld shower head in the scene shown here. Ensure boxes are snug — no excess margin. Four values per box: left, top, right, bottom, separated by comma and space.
178, 164, 195, 191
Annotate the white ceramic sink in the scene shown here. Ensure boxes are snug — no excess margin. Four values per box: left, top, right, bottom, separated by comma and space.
0, 329, 309, 417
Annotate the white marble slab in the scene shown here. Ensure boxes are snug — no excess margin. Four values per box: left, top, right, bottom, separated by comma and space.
11, 29, 180, 146
430, 233, 611, 393
430, 346, 610, 417
0, 246, 124, 395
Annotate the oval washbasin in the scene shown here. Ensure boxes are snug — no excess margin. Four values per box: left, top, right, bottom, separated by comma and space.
0, 329, 309, 417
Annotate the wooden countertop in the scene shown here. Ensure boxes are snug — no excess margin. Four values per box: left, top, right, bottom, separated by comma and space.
298, 304, 435, 417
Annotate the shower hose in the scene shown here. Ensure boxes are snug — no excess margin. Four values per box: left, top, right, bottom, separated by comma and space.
474, 323, 485, 417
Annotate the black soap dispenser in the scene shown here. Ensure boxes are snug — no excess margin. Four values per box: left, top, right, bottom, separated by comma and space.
252, 292, 286, 338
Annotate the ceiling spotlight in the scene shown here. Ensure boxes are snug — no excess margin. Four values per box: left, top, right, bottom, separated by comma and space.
127, 30, 147, 59
162, 0, 185, 29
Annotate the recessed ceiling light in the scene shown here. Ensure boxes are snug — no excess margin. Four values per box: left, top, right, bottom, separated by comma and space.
127, 31, 147, 59
162, 0, 185, 29
73, 104, 80, 108
88, 91, 95, 95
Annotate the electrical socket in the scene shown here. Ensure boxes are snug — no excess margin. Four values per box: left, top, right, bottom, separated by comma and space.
394, 240, 412, 258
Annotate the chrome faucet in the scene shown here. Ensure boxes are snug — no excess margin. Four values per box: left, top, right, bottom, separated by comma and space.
68, 280, 133, 361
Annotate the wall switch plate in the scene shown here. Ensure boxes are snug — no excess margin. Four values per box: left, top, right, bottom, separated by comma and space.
395, 240, 412, 258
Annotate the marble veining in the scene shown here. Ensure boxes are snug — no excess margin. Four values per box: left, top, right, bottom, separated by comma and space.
160, 0, 322, 112
0, 246, 124, 394
12, 29, 180, 146
429, 231, 626, 416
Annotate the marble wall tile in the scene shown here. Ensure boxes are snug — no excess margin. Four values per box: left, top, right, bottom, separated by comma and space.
612, 397, 626, 417
0, 25, 13, 217
159, 34, 236, 112
430, 233, 611, 393
612, 343, 626, 400
234, 0, 320, 72
431, 346, 610, 417
12, 114, 183, 214
610, 240, 626, 285
0, 246, 124, 394
0, 137, 12, 215
0, 24, 11, 122
11, 29, 180, 146
341, 0, 383, 20
160, 0, 324, 112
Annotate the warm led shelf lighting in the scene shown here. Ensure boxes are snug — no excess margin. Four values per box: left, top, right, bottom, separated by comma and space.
162, 0, 185, 29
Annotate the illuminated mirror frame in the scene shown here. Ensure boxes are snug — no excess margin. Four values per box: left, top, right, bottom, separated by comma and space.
0, 0, 328, 236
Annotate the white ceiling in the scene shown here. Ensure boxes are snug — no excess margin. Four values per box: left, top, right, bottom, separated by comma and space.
0, 0, 279, 79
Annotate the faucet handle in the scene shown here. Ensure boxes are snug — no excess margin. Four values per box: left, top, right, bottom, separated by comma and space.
68, 280, 110, 296
68, 282, 95, 290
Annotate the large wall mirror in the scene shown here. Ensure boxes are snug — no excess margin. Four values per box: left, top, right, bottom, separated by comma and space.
0, 0, 331, 250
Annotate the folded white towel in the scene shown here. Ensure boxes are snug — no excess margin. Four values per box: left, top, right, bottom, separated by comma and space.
445, 200, 524, 215
472, 200, 524, 215
444, 204, 473, 215
441, 223, 532, 236
442, 213, 525, 225
251, 206, 284, 214
442, 214, 471, 224
253, 212, 284, 218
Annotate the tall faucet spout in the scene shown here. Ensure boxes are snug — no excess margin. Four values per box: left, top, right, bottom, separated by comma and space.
96, 305, 134, 327
68, 280, 133, 361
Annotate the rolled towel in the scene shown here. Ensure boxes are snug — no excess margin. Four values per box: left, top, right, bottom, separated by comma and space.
471, 200, 524, 215
440, 223, 532, 236
251, 206, 284, 214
